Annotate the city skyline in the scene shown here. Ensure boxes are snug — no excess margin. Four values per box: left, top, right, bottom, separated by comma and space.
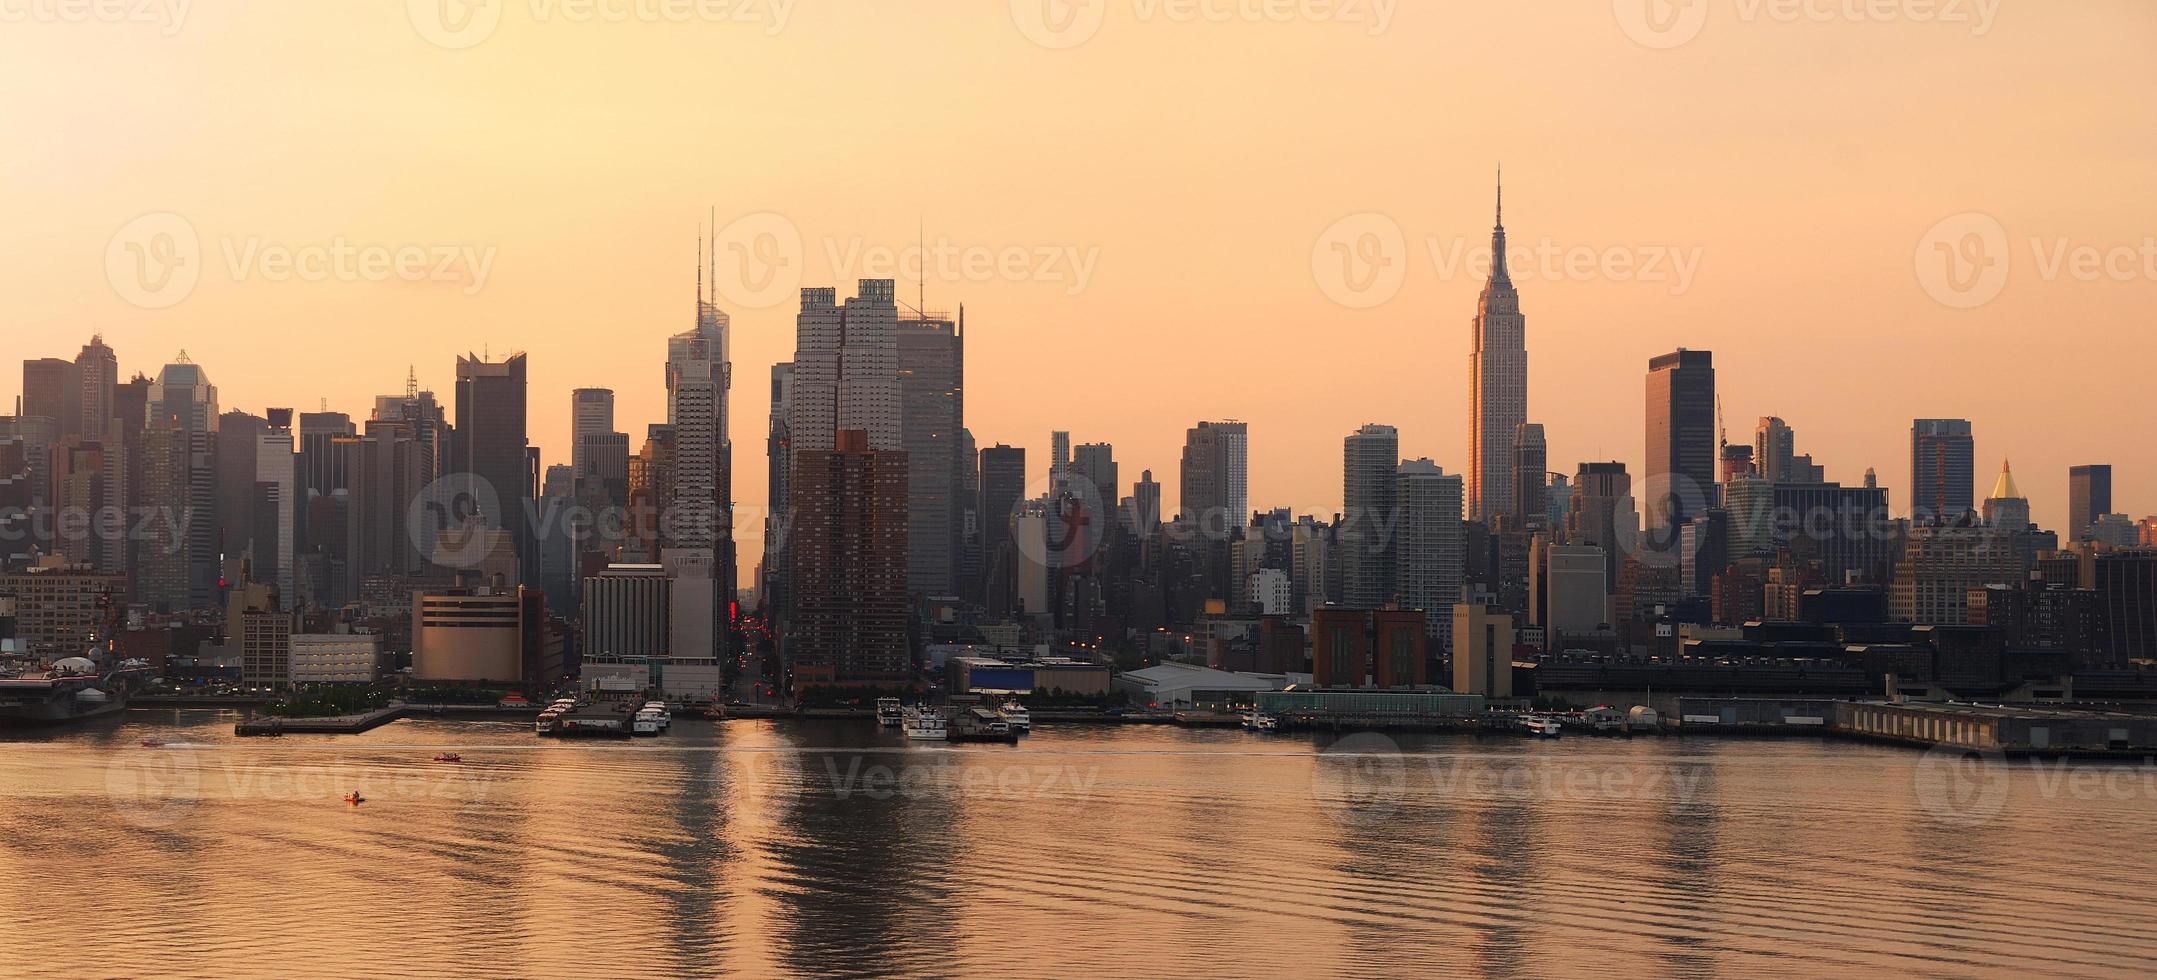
3, 4, 2153, 568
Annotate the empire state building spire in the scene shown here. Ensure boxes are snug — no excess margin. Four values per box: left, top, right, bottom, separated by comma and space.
1468, 168, 1527, 525
1490, 166, 1511, 286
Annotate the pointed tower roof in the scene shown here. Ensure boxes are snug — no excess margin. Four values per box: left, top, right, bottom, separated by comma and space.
1989, 459, 2023, 501
1489, 166, 1510, 287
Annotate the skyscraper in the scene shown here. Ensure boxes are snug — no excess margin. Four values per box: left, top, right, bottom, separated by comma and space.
978, 444, 1026, 611
49, 435, 124, 572
1396, 458, 1465, 635
1511, 422, 1547, 529
668, 239, 736, 659
146, 354, 219, 609
2070, 464, 2113, 540
1566, 461, 1634, 588
454, 352, 531, 583
147, 353, 218, 434
792, 281, 902, 456
1132, 469, 1161, 536
74, 336, 118, 441
1179, 420, 1248, 532
22, 357, 80, 439
1754, 417, 1795, 484
1469, 173, 1527, 524
763, 362, 795, 615
1050, 430, 1072, 496
897, 309, 964, 597
1073, 442, 1118, 506
1340, 423, 1399, 608
1645, 349, 1716, 539
256, 409, 297, 599
570, 387, 616, 480
1910, 418, 1975, 522
788, 429, 910, 686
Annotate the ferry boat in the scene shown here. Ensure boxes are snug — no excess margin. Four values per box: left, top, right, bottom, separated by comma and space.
997, 700, 1031, 734
534, 709, 565, 736
875, 697, 905, 727
1242, 710, 1280, 733
632, 709, 665, 736
902, 705, 948, 741
641, 701, 672, 731
1518, 714, 1563, 739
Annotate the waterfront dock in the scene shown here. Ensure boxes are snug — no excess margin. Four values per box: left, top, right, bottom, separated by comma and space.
236, 702, 407, 736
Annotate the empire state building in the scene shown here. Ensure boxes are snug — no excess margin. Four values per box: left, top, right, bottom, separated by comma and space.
1468, 173, 1527, 525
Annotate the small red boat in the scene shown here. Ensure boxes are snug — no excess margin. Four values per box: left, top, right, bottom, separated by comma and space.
343, 793, 366, 806
432, 753, 463, 763
139, 739, 165, 748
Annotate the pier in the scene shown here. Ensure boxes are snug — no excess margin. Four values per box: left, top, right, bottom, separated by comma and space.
235, 702, 407, 736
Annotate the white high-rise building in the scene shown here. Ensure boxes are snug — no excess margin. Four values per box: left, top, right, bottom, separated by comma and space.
665, 233, 735, 656
1050, 430, 1071, 495
1396, 458, 1464, 636
792, 280, 902, 455
1469, 174, 1526, 525
256, 416, 296, 600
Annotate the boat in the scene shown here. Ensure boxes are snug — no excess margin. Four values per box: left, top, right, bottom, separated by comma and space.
641, 701, 672, 731
139, 739, 166, 748
632, 710, 664, 736
1242, 710, 1280, 733
0, 655, 151, 727
534, 709, 564, 736
902, 705, 948, 741
432, 753, 462, 763
1518, 714, 1563, 739
343, 793, 366, 806
998, 700, 1031, 734
875, 697, 904, 727
949, 704, 1019, 743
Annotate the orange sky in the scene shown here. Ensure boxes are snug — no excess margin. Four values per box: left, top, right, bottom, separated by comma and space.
4, 2, 2154, 578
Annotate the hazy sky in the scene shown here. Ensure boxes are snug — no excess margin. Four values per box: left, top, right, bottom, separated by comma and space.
4, 2, 2154, 576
